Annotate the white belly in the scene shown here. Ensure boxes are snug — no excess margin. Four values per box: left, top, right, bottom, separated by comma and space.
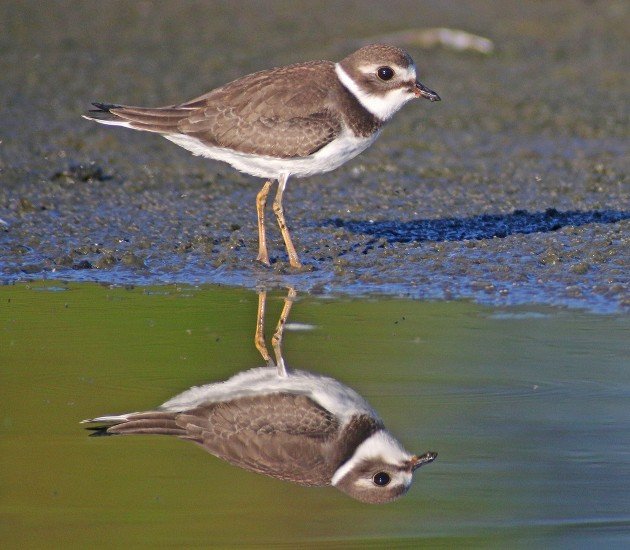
164, 129, 380, 179
158, 366, 379, 424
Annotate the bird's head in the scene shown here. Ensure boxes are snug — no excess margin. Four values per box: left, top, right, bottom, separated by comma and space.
331, 430, 437, 504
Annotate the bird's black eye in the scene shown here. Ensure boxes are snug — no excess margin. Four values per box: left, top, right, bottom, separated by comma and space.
377, 67, 395, 81
372, 472, 391, 486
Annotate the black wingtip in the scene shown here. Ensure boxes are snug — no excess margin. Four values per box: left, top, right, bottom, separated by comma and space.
84, 425, 116, 437
89, 102, 121, 113
84, 102, 123, 121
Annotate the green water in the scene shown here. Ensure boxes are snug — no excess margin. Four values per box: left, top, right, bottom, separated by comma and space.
1, 282, 628, 548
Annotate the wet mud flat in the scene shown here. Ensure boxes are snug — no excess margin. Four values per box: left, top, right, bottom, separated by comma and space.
1, 1, 628, 311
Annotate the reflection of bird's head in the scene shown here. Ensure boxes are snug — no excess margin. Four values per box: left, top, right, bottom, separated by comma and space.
332, 430, 437, 504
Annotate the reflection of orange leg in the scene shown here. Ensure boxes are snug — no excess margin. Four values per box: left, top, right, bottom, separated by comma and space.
271, 287, 296, 377
272, 175, 302, 269
256, 181, 272, 265
254, 290, 273, 365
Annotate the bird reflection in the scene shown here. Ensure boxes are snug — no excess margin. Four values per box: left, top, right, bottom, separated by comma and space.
82, 289, 436, 504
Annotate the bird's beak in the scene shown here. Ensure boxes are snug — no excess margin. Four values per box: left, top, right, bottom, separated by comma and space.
409, 451, 438, 471
414, 81, 441, 102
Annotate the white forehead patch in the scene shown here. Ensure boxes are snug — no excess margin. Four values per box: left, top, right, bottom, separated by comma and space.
335, 63, 417, 121
331, 430, 412, 486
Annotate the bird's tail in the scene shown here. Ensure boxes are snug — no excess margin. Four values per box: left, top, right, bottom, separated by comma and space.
82, 102, 193, 134
81, 411, 187, 437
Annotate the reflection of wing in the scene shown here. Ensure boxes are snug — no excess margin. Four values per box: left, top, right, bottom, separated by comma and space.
178, 393, 340, 486
97, 391, 384, 487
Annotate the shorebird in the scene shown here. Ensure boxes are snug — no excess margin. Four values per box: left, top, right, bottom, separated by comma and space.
84, 44, 440, 268
82, 290, 437, 503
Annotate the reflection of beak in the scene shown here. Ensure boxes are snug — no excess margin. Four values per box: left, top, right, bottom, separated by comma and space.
414, 81, 441, 102
409, 451, 438, 472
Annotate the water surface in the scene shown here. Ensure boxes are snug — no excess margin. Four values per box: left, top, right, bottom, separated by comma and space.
2, 282, 628, 547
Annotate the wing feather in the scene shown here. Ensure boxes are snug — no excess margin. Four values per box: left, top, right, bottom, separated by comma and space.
177, 62, 343, 157
86, 61, 344, 157
178, 393, 340, 485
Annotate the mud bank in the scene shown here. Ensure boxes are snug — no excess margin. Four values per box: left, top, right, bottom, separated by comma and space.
1, 1, 628, 311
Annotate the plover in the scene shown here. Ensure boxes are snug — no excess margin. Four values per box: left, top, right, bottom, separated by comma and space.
82, 366, 437, 504
84, 44, 440, 268
82, 289, 437, 503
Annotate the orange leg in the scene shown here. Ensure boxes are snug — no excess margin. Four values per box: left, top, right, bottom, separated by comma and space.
256, 181, 272, 265
272, 174, 302, 268
271, 287, 296, 377
254, 290, 273, 365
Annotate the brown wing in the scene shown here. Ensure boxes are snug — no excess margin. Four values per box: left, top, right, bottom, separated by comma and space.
181, 109, 340, 158
176, 393, 341, 486
177, 61, 342, 157
91, 397, 382, 487
86, 61, 343, 158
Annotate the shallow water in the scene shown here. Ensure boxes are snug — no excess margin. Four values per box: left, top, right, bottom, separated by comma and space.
1, 282, 628, 547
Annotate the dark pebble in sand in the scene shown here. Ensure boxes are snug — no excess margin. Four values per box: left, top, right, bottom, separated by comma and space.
72, 260, 93, 270
51, 163, 112, 183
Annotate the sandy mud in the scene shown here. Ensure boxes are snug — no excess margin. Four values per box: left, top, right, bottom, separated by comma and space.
1, 1, 628, 311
